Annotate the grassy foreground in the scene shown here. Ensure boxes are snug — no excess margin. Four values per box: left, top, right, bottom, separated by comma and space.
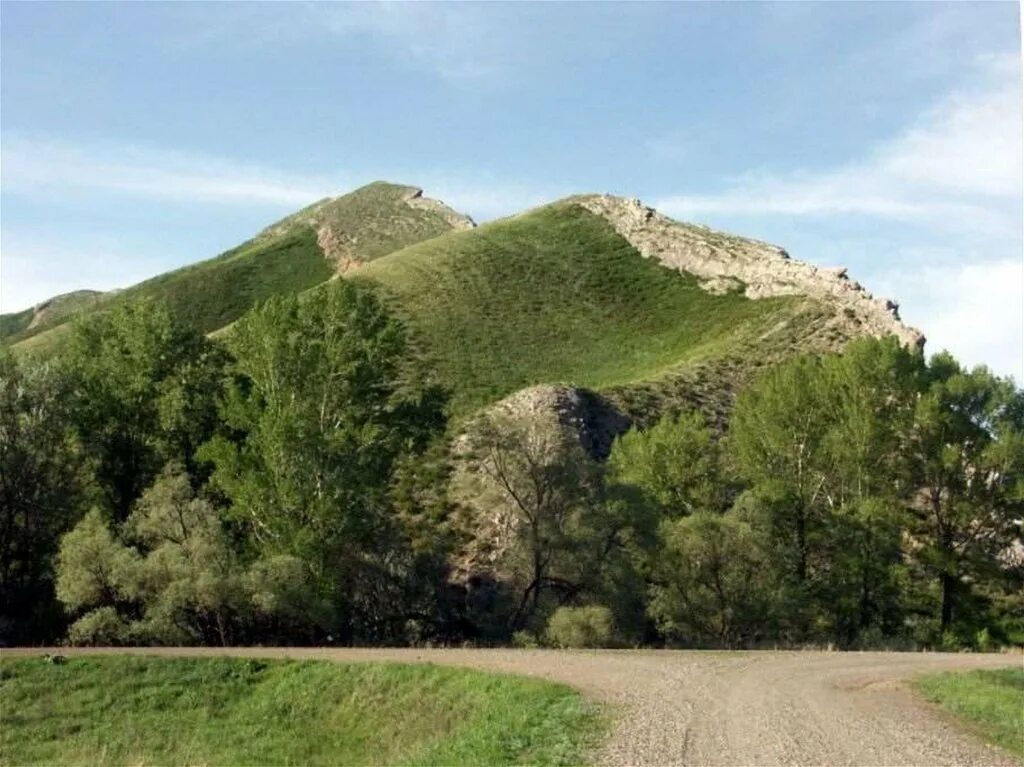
0, 656, 601, 767
914, 668, 1024, 757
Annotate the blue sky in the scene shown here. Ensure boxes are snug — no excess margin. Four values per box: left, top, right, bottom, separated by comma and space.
2, 2, 1021, 378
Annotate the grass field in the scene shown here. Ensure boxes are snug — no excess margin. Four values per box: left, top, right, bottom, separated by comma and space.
0, 655, 600, 767
914, 667, 1024, 757
357, 202, 804, 414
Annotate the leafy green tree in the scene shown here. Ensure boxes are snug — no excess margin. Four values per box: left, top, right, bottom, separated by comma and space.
649, 512, 772, 646
608, 411, 726, 517
64, 299, 225, 521
467, 410, 651, 634
55, 508, 140, 638
123, 464, 250, 645
0, 350, 89, 642
728, 337, 923, 641
815, 338, 922, 638
202, 280, 447, 640
729, 354, 833, 586
905, 354, 1024, 634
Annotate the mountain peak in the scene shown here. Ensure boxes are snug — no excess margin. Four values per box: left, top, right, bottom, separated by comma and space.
255, 181, 473, 270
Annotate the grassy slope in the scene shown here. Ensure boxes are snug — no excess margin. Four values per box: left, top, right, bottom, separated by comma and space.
0, 291, 105, 343
262, 181, 464, 262
914, 668, 1024, 757
6, 182, 460, 351
0, 307, 34, 339
355, 203, 806, 415
0, 656, 600, 767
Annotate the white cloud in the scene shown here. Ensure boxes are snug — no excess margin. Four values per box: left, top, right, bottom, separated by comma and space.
872, 257, 1024, 382
1, 138, 336, 207
653, 56, 1022, 379
655, 58, 1022, 229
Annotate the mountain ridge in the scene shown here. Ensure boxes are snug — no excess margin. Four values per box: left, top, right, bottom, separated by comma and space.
3, 182, 923, 422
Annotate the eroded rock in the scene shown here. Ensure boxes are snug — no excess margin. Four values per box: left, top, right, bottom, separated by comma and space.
576, 194, 924, 349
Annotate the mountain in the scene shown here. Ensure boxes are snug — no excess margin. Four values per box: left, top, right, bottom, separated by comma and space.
1, 182, 472, 351
352, 194, 921, 424
0, 290, 107, 341
3, 182, 920, 426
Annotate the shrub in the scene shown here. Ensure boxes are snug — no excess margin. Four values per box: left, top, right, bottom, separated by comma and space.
511, 630, 539, 649
67, 607, 130, 646
545, 606, 615, 648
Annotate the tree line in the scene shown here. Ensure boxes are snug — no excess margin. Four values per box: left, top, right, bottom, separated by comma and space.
1, 281, 1021, 649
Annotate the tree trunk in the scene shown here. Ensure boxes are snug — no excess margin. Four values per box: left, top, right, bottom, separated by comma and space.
795, 508, 807, 582
940, 570, 955, 630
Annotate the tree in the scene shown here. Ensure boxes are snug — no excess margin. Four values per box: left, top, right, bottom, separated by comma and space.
202, 280, 447, 640
124, 464, 250, 645
608, 411, 726, 517
470, 411, 597, 630
728, 337, 923, 641
649, 512, 771, 646
467, 409, 651, 634
905, 354, 1024, 634
815, 338, 921, 638
0, 350, 89, 643
55, 508, 140, 642
64, 299, 225, 521
729, 354, 833, 586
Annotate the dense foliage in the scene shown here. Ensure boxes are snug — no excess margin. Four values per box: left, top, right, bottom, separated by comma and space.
1, 283, 1021, 649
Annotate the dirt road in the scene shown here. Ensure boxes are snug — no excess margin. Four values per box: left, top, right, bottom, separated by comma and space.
5, 646, 1021, 766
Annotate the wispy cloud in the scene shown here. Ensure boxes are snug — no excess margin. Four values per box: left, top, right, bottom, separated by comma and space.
172, 2, 508, 84
0, 135, 558, 222
1, 138, 337, 207
655, 55, 1022, 230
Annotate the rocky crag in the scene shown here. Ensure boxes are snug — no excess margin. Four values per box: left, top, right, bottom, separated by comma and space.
576, 194, 923, 349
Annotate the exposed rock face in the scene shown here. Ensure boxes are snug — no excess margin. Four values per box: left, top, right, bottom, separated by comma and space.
27, 290, 106, 330
482, 384, 631, 460
402, 187, 476, 231
451, 384, 630, 579
576, 194, 924, 349
315, 225, 358, 271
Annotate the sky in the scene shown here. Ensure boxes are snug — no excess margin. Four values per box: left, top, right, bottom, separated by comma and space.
1, 2, 1021, 379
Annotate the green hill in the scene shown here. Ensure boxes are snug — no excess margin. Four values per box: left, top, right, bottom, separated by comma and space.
0, 290, 106, 342
353, 198, 918, 421
2, 182, 470, 350
6, 183, 919, 425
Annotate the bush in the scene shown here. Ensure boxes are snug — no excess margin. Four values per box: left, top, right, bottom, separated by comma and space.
511, 630, 539, 649
545, 606, 615, 648
67, 607, 130, 646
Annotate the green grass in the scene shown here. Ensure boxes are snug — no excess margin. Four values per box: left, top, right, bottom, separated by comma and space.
0, 655, 601, 767
355, 202, 806, 414
914, 667, 1024, 757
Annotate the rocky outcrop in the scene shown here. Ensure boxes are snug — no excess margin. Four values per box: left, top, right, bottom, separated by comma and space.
576, 194, 924, 349
315, 225, 359, 272
481, 384, 631, 460
451, 384, 630, 579
402, 187, 476, 231
27, 290, 107, 330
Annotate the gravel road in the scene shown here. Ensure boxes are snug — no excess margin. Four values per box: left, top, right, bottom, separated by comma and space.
5, 646, 1021, 766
